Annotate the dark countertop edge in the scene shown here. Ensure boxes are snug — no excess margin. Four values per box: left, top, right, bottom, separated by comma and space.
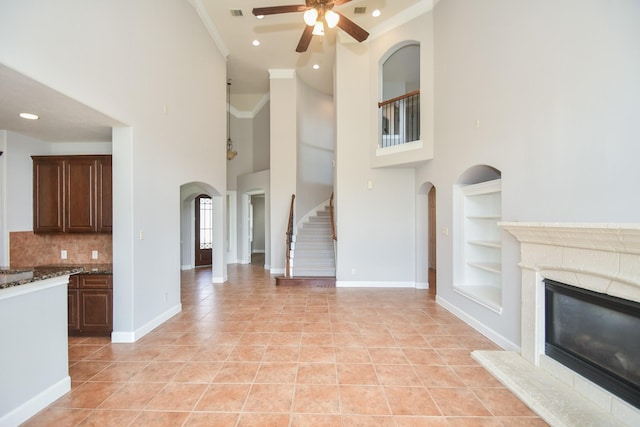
0, 265, 112, 290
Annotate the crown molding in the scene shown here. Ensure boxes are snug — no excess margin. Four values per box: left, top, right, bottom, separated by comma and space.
190, 0, 229, 58
230, 94, 270, 119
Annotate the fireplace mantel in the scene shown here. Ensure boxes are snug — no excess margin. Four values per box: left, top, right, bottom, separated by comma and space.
476, 222, 640, 426
500, 222, 640, 255
501, 222, 640, 303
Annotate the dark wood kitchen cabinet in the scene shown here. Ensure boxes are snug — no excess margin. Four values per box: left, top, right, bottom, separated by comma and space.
68, 273, 113, 336
32, 155, 112, 233
97, 156, 112, 233
33, 157, 65, 232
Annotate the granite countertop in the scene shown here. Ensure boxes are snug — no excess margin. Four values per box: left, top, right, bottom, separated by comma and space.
0, 264, 112, 290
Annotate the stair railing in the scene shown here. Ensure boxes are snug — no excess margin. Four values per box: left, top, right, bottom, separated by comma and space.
285, 194, 295, 277
330, 192, 337, 241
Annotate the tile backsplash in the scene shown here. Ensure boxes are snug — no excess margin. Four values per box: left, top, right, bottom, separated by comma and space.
9, 231, 112, 267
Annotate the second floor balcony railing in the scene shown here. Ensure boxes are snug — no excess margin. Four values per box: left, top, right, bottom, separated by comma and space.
378, 90, 420, 148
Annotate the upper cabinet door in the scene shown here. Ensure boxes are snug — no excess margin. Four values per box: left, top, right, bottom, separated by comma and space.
33, 155, 112, 234
97, 156, 112, 233
33, 157, 66, 233
66, 157, 98, 233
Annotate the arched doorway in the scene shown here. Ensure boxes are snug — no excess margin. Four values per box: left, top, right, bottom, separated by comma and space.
416, 182, 436, 291
179, 182, 225, 283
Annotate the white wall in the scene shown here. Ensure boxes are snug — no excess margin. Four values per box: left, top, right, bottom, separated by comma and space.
253, 102, 270, 172
269, 70, 297, 274
335, 42, 417, 287
295, 79, 335, 218
0, 0, 227, 341
4, 132, 53, 234
226, 113, 254, 191
412, 0, 640, 348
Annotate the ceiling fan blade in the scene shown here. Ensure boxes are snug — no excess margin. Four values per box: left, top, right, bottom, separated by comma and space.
296, 25, 314, 53
336, 12, 369, 42
252, 5, 307, 16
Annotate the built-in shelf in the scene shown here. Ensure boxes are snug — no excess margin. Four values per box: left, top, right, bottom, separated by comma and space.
468, 240, 501, 249
454, 178, 502, 311
467, 261, 502, 274
454, 285, 503, 313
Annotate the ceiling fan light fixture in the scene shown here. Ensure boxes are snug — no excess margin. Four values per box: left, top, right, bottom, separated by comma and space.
312, 21, 325, 36
325, 10, 340, 28
19, 112, 39, 120
303, 8, 318, 26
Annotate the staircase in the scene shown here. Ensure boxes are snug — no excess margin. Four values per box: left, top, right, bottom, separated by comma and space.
291, 205, 336, 277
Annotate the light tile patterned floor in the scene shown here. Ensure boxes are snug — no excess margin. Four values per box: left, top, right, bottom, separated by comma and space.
24, 264, 548, 426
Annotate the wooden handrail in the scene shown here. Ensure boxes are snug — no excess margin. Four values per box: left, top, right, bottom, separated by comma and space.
285, 194, 295, 277
329, 192, 337, 241
378, 90, 420, 108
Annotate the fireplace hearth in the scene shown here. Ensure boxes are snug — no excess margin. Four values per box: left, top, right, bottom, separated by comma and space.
495, 222, 640, 426
544, 278, 640, 409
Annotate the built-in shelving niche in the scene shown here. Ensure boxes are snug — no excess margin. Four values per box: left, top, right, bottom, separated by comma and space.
453, 178, 502, 313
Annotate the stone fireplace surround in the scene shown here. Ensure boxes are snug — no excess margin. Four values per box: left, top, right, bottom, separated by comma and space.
473, 223, 640, 427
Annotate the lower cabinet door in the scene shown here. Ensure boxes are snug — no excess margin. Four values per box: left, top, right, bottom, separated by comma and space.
68, 290, 80, 331
79, 289, 113, 334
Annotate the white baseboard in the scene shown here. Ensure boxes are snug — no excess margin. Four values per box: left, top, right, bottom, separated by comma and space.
180, 264, 192, 270
269, 267, 284, 274
212, 276, 225, 284
436, 295, 520, 352
0, 375, 70, 427
251, 249, 265, 254
415, 281, 429, 289
336, 280, 415, 288
226, 258, 239, 264
111, 303, 182, 343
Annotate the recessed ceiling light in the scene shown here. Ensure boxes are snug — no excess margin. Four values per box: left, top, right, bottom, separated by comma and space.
19, 112, 39, 120
372, 9, 381, 18
252, 40, 260, 46
256, 15, 264, 19
313, 64, 320, 70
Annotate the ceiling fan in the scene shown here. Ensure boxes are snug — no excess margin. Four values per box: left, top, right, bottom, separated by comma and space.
252, 0, 369, 53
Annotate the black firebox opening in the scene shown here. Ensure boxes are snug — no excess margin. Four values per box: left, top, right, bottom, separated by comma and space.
544, 279, 640, 409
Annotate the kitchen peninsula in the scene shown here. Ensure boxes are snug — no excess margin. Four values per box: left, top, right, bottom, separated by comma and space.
0, 266, 83, 427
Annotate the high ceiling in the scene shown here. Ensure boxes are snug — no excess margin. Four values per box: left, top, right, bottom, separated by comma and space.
196, 0, 428, 110
0, 0, 430, 142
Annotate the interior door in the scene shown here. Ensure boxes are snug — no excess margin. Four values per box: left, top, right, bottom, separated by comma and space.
195, 194, 212, 267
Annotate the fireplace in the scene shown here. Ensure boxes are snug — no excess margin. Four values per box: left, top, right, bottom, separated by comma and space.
544, 278, 640, 409
494, 222, 640, 426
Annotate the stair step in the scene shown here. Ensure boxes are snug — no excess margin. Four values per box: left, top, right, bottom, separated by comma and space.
292, 268, 336, 277
295, 237, 333, 244
293, 260, 335, 268
290, 201, 335, 280
275, 276, 336, 287
293, 249, 334, 256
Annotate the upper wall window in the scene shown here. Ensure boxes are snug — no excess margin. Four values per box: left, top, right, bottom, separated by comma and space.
379, 44, 420, 148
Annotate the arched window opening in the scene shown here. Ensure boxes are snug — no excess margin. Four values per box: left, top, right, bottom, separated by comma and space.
379, 44, 420, 148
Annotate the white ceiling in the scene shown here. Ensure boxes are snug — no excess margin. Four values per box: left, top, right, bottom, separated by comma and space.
0, 0, 429, 143
196, 0, 428, 109
0, 64, 122, 143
